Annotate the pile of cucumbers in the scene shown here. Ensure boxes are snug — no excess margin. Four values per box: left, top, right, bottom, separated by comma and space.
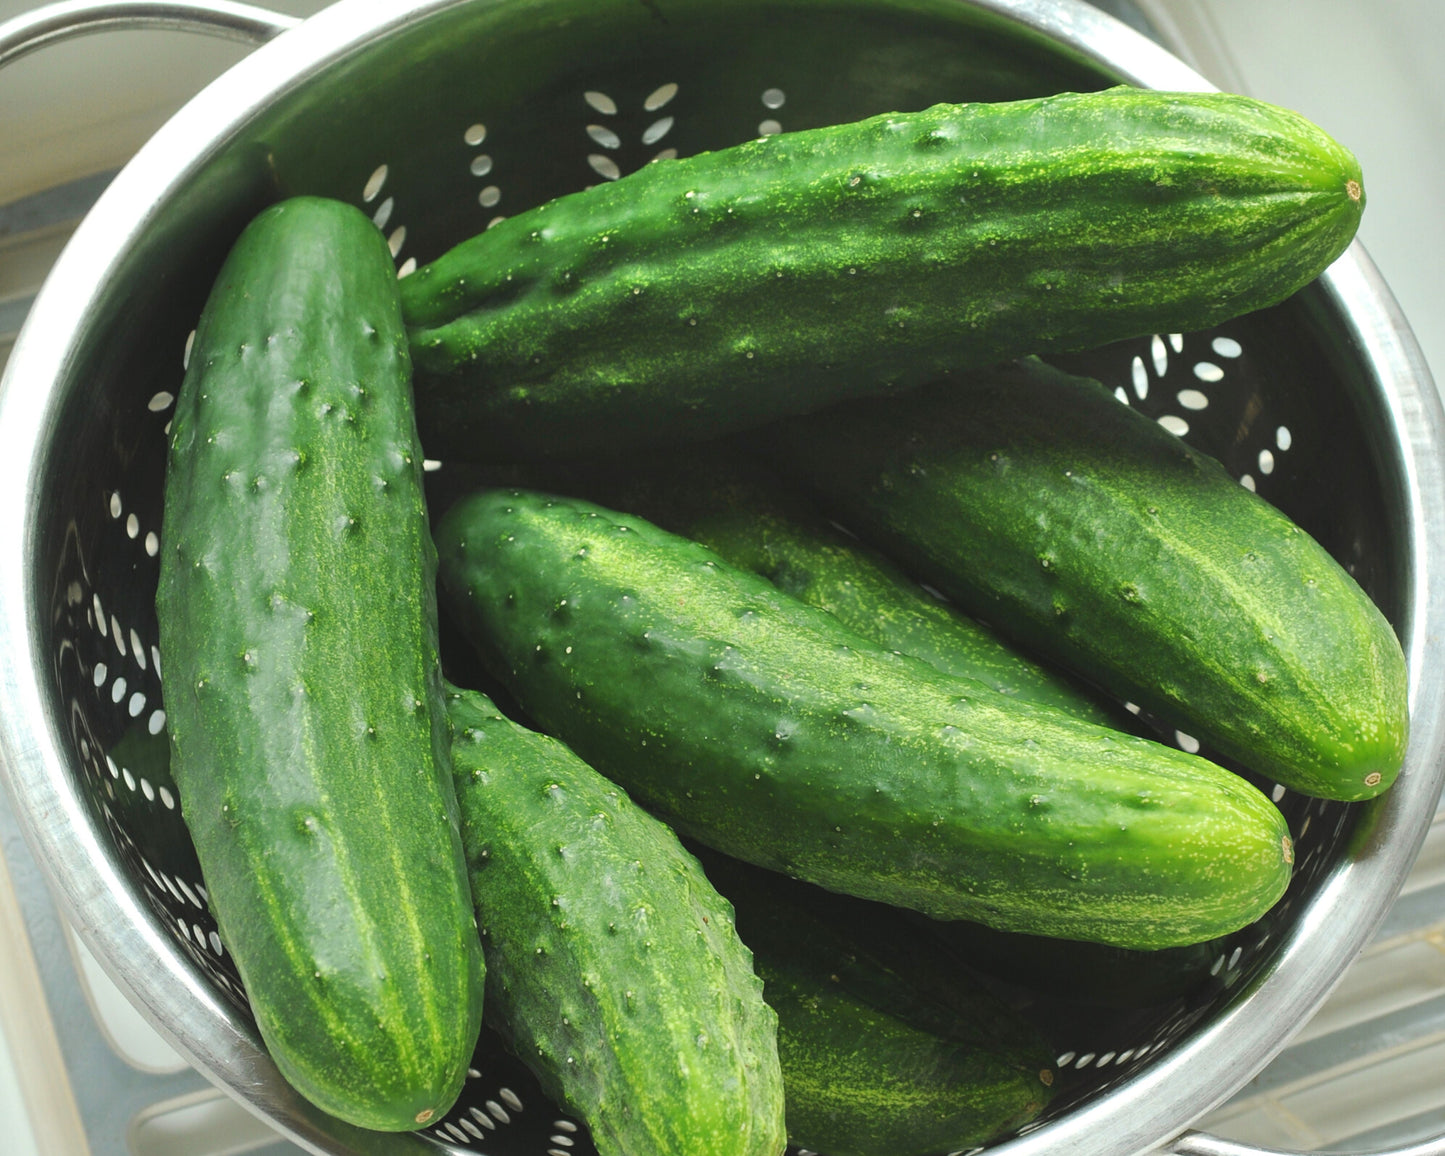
154, 85, 1405, 1155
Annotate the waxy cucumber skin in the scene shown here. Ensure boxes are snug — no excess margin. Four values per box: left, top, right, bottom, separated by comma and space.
446, 685, 787, 1156
754, 358, 1410, 802
402, 86, 1364, 460
547, 452, 1124, 727
696, 849, 1056, 1156
436, 487, 1294, 951
157, 197, 484, 1131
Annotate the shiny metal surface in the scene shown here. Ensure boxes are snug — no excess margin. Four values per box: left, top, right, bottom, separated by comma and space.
0, 1, 1441, 1154
0, 0, 298, 67
1175, 1130, 1445, 1156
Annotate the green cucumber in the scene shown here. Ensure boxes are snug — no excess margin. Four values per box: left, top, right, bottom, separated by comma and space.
156, 197, 484, 1131
401, 85, 1363, 460
435, 487, 1294, 950
444, 683, 786, 1156
752, 357, 1410, 802
693, 849, 1055, 1156
558, 451, 1122, 726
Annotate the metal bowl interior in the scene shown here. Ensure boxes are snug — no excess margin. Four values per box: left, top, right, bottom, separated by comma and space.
1, 0, 1443, 1154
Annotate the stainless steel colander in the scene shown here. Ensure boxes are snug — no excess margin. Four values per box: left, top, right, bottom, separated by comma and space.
2, 1, 1444, 1154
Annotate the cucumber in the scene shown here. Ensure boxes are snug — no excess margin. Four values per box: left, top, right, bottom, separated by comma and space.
693, 849, 1055, 1156
557, 451, 1123, 726
401, 86, 1363, 460
156, 197, 484, 1131
434, 487, 1294, 950
444, 684, 787, 1156
751, 357, 1410, 802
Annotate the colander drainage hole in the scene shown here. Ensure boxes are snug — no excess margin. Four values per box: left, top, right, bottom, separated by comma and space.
465, 1106, 495, 1130
759, 85, 786, 136
363, 164, 388, 203
583, 84, 681, 182
484, 1097, 512, 1123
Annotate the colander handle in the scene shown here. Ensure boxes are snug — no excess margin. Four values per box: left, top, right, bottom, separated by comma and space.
1172, 1128, 1445, 1155
0, 0, 298, 69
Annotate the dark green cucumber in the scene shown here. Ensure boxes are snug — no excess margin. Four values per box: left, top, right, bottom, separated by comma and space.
922, 917, 1225, 1011
560, 451, 1122, 726
693, 849, 1055, 1156
401, 85, 1363, 460
444, 685, 786, 1156
752, 357, 1410, 802
435, 487, 1294, 950
156, 197, 484, 1131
